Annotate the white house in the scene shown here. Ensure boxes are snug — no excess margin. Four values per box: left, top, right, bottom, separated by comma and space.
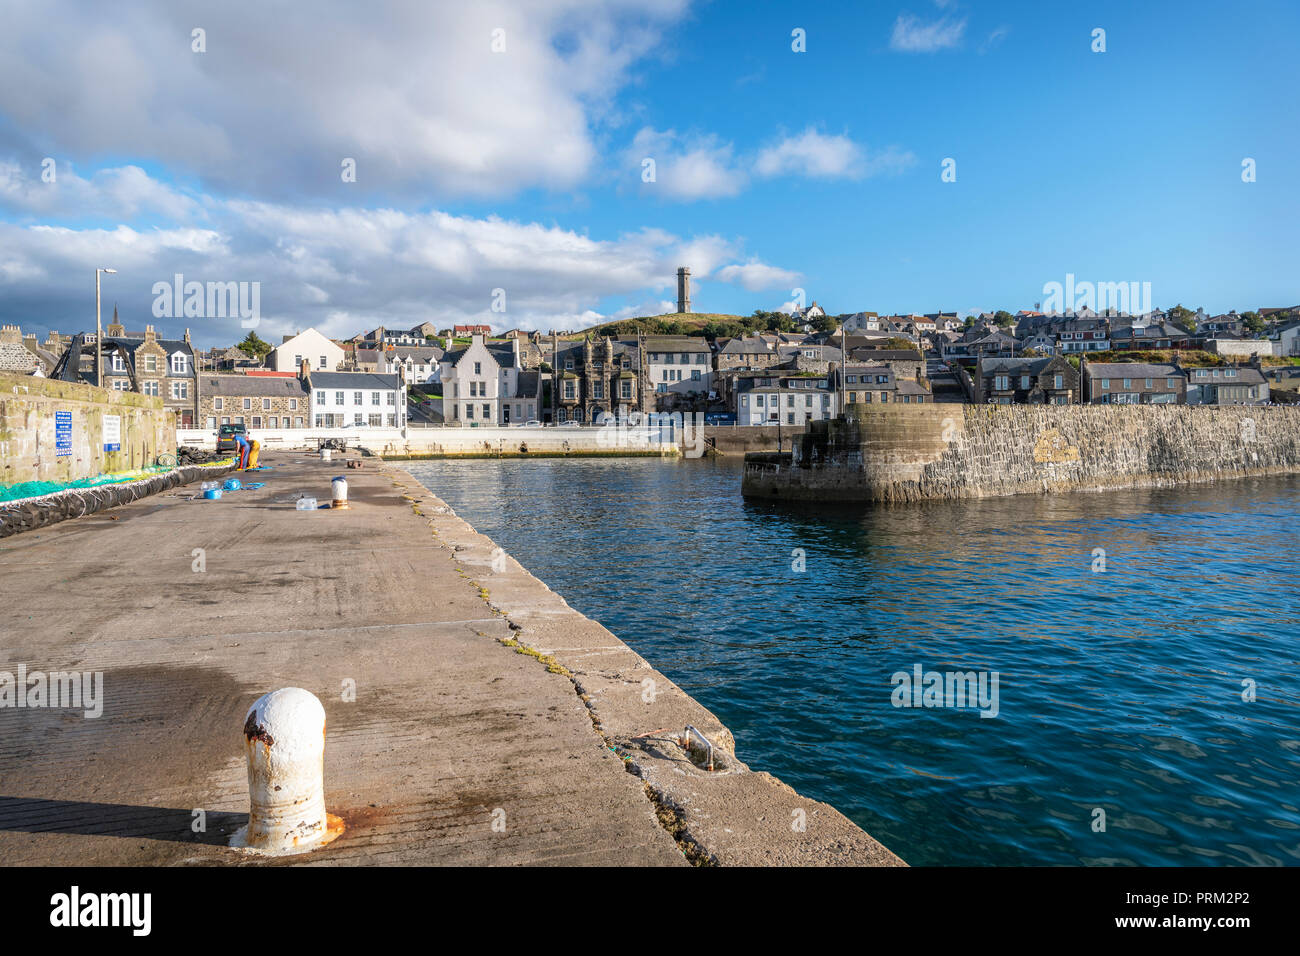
643, 335, 713, 405
271, 328, 345, 373
309, 371, 406, 428
438, 334, 541, 425
381, 345, 444, 384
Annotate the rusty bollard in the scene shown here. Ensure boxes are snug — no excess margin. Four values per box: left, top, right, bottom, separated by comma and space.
231, 688, 343, 854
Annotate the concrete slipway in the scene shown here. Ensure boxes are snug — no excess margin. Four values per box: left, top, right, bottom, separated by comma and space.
0, 454, 902, 867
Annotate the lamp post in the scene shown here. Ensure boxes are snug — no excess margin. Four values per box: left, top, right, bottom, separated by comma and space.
95, 268, 117, 387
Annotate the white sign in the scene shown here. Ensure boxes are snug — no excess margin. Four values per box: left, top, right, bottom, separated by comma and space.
103, 415, 121, 452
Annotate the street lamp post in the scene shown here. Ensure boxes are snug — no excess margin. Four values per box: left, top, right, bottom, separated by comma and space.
95, 268, 116, 387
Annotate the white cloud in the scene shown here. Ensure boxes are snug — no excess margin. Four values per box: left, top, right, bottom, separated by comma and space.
755, 129, 915, 180
756, 130, 864, 179
0, 0, 690, 201
628, 127, 747, 200
890, 14, 967, 53
0, 166, 798, 344
716, 261, 801, 291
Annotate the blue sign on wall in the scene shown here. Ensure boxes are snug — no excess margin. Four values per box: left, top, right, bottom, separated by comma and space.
55, 410, 72, 457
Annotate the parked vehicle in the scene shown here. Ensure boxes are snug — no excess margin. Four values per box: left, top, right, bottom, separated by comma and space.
522, 420, 542, 427
216, 422, 246, 453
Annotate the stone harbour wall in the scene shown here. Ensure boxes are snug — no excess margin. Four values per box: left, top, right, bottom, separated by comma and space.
742, 404, 1300, 502
0, 373, 176, 488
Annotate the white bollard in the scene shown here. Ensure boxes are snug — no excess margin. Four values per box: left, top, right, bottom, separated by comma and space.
231, 687, 343, 855
320, 447, 332, 462
331, 476, 349, 509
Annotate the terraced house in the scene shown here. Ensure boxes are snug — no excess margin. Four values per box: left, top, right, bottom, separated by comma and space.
1081, 362, 1186, 404
199, 374, 309, 429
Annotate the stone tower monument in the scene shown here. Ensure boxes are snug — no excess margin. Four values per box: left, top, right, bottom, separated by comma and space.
676, 266, 691, 314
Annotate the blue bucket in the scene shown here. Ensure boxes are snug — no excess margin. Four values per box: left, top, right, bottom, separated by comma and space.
203, 488, 223, 500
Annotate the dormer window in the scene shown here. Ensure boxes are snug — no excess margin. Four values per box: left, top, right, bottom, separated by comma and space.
170, 352, 188, 374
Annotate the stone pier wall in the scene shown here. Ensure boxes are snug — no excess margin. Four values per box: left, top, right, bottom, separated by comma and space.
0, 374, 176, 488
742, 404, 1300, 502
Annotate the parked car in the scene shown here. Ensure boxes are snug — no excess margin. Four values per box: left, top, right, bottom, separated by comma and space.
216, 422, 246, 453
522, 420, 542, 427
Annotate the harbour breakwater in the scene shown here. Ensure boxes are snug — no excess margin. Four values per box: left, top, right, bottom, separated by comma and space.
742, 404, 1300, 502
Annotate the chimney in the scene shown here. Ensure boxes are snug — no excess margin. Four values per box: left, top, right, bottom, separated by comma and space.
676, 266, 691, 314
299, 358, 312, 389
0, 324, 21, 345
183, 327, 191, 345
144, 324, 157, 343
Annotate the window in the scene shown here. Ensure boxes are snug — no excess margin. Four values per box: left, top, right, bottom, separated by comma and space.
741, 395, 749, 406
221, 416, 230, 425
142, 381, 159, 396
206, 416, 216, 429
171, 381, 188, 399
170, 353, 188, 374
111, 354, 126, 373
319, 356, 327, 369
1167, 378, 1177, 389
692, 370, 701, 381
564, 381, 576, 400
262, 398, 271, 410
620, 380, 632, 400
1101, 379, 1110, 389
269, 417, 278, 428
474, 362, 482, 374
848, 391, 857, 403
995, 375, 1009, 390
482, 404, 491, 419
317, 392, 326, 405
592, 382, 604, 399
252, 416, 262, 428
787, 394, 795, 407
371, 391, 380, 405
243, 398, 252, 410
880, 391, 889, 403
294, 354, 302, 368
294, 417, 303, 427
215, 397, 224, 410
354, 391, 363, 405
144, 355, 158, 373
369, 414, 382, 427
1123, 379, 1132, 389
1054, 374, 1064, 389
1021, 375, 1030, 389
290, 399, 298, 410
386, 393, 394, 405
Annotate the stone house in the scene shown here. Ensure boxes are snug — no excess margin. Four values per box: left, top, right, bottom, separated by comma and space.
551, 337, 641, 423
643, 335, 713, 407
199, 374, 310, 430
94, 315, 199, 426
976, 356, 1079, 405
1081, 362, 1186, 404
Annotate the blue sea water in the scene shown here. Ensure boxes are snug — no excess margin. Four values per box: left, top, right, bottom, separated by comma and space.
406, 457, 1300, 866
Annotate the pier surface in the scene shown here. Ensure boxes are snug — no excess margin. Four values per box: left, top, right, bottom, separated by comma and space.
0, 454, 902, 866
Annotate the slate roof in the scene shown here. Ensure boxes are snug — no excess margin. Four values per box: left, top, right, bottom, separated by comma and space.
311, 372, 404, 389
200, 375, 309, 397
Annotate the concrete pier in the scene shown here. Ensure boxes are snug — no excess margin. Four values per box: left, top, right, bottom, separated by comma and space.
0, 453, 902, 866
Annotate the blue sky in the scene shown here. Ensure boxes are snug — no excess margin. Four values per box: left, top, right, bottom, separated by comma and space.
0, 0, 1295, 347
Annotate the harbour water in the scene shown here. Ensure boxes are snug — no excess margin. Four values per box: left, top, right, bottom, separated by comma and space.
406, 458, 1300, 866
